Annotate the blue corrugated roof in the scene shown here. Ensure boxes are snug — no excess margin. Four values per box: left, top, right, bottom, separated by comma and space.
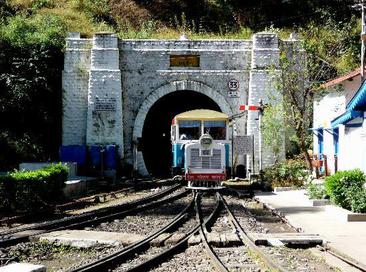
331, 110, 364, 128
347, 80, 366, 111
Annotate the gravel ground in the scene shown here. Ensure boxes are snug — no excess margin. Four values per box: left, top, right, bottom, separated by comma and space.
93, 189, 192, 235
0, 241, 119, 272
0, 187, 190, 272
153, 244, 211, 272
224, 194, 338, 272
224, 195, 294, 234
0, 187, 162, 233
261, 246, 340, 272
0, 191, 343, 272
112, 197, 202, 271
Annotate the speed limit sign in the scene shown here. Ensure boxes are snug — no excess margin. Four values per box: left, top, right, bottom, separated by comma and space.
228, 79, 239, 90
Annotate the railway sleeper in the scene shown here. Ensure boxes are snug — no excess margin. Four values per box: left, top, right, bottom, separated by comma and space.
188, 232, 241, 247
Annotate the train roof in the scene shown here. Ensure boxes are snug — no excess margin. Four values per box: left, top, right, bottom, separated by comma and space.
173, 109, 228, 121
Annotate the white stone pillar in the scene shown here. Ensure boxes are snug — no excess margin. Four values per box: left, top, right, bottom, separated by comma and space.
247, 32, 282, 173
86, 33, 124, 157
62, 33, 92, 145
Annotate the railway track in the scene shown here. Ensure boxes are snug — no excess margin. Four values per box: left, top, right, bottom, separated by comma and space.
1, 189, 342, 272
68, 191, 288, 272
195, 192, 286, 272
0, 183, 183, 248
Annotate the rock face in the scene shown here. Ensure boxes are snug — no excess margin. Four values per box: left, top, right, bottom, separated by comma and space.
62, 32, 301, 175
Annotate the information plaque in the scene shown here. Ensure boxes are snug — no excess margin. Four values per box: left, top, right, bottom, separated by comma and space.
170, 55, 200, 67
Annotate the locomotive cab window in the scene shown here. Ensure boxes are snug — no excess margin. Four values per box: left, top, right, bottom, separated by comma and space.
179, 120, 201, 140
204, 121, 226, 140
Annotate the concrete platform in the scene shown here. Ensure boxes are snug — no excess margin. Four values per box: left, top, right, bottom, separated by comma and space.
63, 177, 98, 199
37, 230, 143, 248
0, 263, 46, 272
255, 190, 366, 268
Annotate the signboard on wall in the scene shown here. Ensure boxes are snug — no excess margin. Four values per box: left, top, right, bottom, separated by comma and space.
227, 79, 239, 98
94, 97, 116, 112
170, 55, 200, 67
228, 79, 239, 90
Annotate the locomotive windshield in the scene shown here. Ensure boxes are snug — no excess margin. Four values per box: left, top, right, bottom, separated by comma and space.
179, 120, 201, 140
203, 121, 226, 140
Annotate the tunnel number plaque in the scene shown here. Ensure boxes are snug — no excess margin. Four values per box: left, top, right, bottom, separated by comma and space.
228, 79, 239, 98
170, 55, 200, 67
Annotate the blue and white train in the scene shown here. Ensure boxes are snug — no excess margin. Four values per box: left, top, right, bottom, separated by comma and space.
171, 109, 231, 189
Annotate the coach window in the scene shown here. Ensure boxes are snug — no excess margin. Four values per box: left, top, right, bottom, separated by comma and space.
204, 121, 226, 140
179, 120, 201, 140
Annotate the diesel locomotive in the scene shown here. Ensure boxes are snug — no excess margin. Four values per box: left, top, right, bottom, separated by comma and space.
171, 109, 230, 189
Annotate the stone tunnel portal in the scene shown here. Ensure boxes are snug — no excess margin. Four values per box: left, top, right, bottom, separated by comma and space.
141, 90, 221, 177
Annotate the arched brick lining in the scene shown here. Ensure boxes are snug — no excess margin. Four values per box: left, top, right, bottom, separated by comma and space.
133, 80, 234, 176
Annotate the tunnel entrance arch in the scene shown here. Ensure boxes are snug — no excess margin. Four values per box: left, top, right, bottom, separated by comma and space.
133, 80, 233, 176
142, 91, 221, 177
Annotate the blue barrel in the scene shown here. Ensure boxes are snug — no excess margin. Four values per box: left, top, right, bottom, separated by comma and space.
89, 145, 102, 167
60, 145, 87, 165
105, 145, 117, 170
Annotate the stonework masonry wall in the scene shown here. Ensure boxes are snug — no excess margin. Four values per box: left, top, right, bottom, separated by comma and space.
62, 32, 300, 176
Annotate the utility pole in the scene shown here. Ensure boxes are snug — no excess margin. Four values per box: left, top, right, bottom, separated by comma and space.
361, 0, 366, 82
258, 100, 263, 173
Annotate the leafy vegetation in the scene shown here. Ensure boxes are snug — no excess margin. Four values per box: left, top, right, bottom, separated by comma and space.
307, 183, 328, 200
0, 163, 68, 212
325, 169, 366, 212
263, 158, 310, 188
0, 0, 363, 169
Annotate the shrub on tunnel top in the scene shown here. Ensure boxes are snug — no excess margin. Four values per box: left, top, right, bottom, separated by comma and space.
325, 169, 366, 211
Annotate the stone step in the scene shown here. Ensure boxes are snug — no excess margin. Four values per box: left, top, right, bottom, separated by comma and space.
188, 233, 241, 247
249, 232, 323, 246
0, 263, 46, 272
35, 230, 143, 248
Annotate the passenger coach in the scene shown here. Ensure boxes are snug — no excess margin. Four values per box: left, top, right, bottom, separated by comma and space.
171, 109, 231, 189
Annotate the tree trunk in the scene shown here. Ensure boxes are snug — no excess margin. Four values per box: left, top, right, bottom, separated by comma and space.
297, 129, 312, 170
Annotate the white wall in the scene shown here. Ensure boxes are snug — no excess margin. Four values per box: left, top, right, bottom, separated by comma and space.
313, 78, 365, 174
340, 125, 365, 172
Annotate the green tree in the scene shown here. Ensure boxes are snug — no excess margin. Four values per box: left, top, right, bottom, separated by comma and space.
0, 14, 66, 170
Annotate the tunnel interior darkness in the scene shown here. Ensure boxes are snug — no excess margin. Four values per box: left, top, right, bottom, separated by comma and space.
141, 90, 221, 177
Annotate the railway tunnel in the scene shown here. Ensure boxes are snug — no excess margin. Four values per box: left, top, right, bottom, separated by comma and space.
141, 90, 221, 177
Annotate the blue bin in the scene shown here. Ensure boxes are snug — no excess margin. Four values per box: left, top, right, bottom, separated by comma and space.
105, 145, 117, 170
89, 145, 102, 167
60, 145, 87, 165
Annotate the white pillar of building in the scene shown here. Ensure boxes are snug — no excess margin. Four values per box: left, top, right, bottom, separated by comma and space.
86, 33, 124, 157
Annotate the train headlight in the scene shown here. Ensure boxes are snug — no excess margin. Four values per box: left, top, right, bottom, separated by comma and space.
200, 134, 213, 148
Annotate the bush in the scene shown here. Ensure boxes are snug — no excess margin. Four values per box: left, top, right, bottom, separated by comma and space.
347, 189, 366, 213
307, 183, 328, 199
325, 169, 365, 210
0, 163, 68, 212
263, 159, 310, 188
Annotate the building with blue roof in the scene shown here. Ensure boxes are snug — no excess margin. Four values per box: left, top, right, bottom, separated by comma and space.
312, 68, 366, 174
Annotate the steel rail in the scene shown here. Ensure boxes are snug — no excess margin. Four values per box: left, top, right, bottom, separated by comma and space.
0, 184, 182, 248
219, 193, 288, 272
196, 192, 228, 272
317, 245, 366, 272
0, 182, 180, 236
70, 194, 196, 272
124, 192, 222, 272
